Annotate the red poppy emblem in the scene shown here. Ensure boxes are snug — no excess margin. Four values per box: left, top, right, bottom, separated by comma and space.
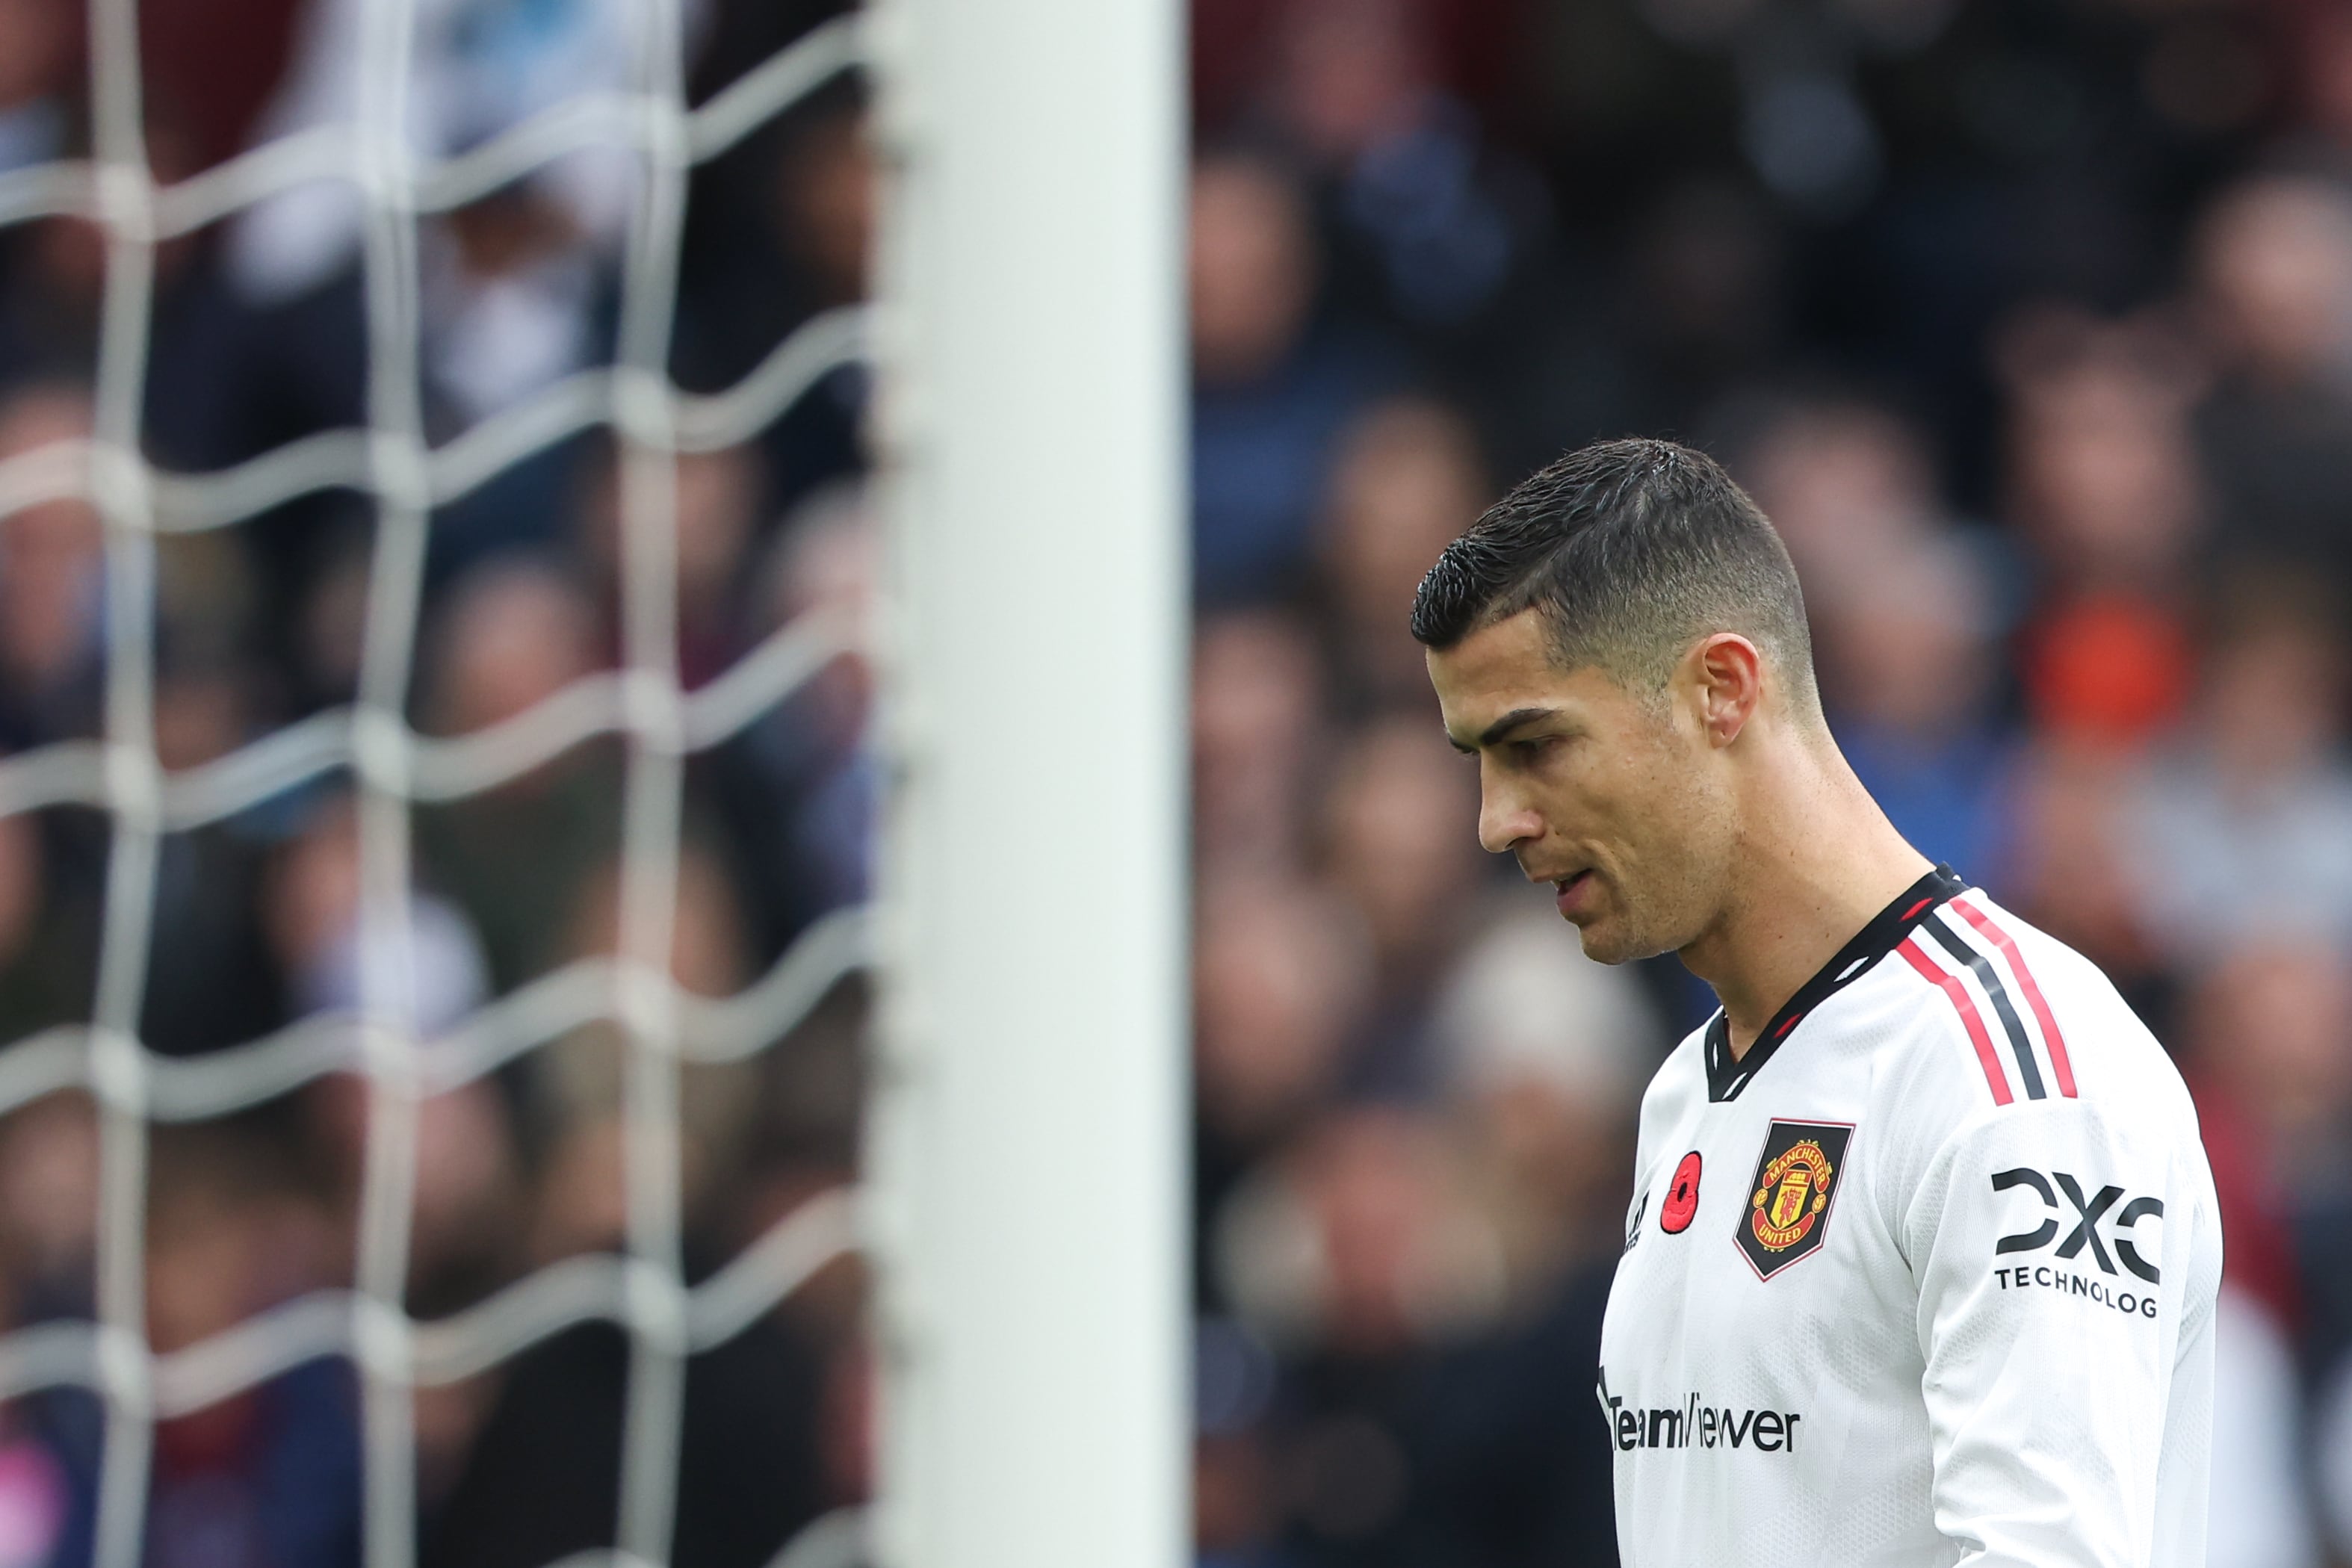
1660, 1150, 1703, 1233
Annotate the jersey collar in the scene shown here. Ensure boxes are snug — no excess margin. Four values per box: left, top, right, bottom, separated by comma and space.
1703, 863, 1968, 1103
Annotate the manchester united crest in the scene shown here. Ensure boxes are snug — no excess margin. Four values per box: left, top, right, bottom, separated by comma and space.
1736, 1120, 1854, 1280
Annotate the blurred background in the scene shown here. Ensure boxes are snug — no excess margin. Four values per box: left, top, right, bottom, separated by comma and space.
1192, 0, 2352, 1564
0, 1, 879, 1566
0, 0, 2348, 1565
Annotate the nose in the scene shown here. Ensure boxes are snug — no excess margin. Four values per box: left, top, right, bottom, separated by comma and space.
1476, 772, 1541, 856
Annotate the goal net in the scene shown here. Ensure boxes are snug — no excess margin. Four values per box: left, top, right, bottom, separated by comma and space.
0, 0, 1184, 1563
0, 4, 873, 1568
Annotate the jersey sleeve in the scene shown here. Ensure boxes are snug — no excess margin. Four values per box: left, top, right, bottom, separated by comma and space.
1899, 1092, 2218, 1567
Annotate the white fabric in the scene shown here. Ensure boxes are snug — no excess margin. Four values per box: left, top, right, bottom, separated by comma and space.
1600, 888, 2221, 1567
1430, 899, 1662, 1111
226, 0, 668, 305
2129, 754, 2352, 958
298, 889, 489, 1035
2206, 1286, 2318, 1568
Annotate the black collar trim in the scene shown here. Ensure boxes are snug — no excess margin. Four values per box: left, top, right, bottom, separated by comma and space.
1703, 864, 1968, 1103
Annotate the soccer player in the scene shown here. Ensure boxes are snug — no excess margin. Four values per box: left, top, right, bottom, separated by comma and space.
1411, 438, 2220, 1567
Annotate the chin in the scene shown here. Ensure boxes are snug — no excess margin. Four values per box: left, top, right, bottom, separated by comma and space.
1571, 919, 1655, 967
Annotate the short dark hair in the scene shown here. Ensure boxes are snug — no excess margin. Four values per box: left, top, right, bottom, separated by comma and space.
1410, 436, 1819, 713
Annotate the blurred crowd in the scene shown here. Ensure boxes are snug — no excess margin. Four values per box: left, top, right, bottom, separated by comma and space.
0, 0, 877, 1566
1188, 1, 2352, 1566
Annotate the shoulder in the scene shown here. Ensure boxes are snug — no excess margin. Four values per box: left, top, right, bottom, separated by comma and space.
1875, 890, 2191, 1123
1836, 897, 2218, 1292
1860, 893, 2207, 1207
1632, 1019, 1711, 1152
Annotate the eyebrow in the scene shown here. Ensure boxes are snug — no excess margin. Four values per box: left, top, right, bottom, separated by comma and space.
1449, 706, 1565, 753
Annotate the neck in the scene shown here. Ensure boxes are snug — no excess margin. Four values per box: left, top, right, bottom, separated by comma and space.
1679, 734, 1933, 1059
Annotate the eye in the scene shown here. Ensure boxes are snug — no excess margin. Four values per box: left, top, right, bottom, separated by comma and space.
1511, 736, 1558, 763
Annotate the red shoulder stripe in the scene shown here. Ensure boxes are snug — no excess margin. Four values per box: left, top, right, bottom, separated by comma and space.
1898, 936, 2014, 1106
1950, 899, 2076, 1098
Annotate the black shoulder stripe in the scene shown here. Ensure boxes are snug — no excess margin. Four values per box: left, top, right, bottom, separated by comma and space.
1922, 913, 2045, 1100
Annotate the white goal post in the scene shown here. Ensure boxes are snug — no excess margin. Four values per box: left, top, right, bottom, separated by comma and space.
868, 1, 1188, 1567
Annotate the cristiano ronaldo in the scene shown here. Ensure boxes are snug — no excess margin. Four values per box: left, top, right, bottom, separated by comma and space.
1414, 437, 2219, 1567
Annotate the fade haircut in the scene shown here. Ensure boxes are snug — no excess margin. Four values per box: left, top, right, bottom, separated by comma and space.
1410, 436, 1821, 718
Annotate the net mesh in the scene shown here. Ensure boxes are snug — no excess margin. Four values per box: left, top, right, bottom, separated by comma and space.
0, 4, 871, 1567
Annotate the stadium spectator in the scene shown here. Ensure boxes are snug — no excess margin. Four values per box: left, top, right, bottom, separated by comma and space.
0, 385, 104, 748
1313, 715, 1482, 1092
260, 789, 523, 1313
708, 480, 879, 952
1996, 303, 2204, 748
539, 841, 763, 1221
2124, 574, 2352, 959
1723, 394, 1943, 630
262, 792, 489, 1038
576, 439, 770, 691
2179, 946, 2337, 1567
1310, 398, 1485, 718
226, 0, 639, 309
1993, 736, 2170, 1017
1192, 610, 1326, 878
0, 811, 89, 1048
1429, 902, 1657, 1292
2192, 173, 2352, 586
0, 1093, 94, 1318
140, 1128, 361, 1568
0, 0, 74, 179
1213, 1104, 1504, 1564
675, 78, 873, 518
1253, 0, 1552, 348
1190, 150, 1395, 607
412, 557, 622, 992
1618, 180, 1789, 436
1192, 873, 1370, 1307
1814, 533, 2014, 877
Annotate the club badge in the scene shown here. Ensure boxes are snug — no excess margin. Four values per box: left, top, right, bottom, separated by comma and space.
1736, 1120, 1854, 1280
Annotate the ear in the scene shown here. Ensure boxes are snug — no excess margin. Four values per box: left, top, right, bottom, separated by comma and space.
1688, 633, 1764, 748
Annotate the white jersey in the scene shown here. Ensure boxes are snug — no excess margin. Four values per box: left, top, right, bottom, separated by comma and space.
1599, 867, 2221, 1567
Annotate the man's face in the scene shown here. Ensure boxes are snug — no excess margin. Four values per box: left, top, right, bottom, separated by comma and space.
1427, 609, 1734, 964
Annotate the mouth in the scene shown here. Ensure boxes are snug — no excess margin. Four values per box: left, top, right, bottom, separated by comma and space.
1551, 868, 1595, 916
